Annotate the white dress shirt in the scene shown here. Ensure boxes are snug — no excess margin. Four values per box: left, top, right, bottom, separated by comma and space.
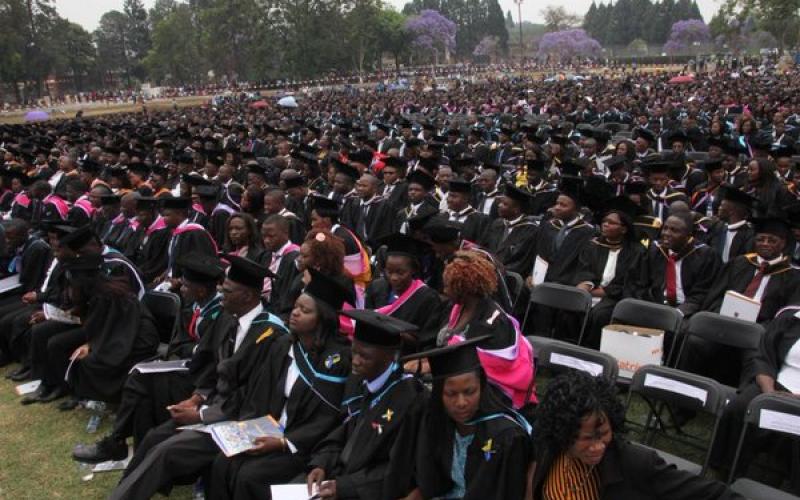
234, 303, 264, 352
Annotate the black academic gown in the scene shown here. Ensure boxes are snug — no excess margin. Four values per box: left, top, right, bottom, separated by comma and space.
415, 406, 531, 500
266, 250, 300, 315
17, 235, 52, 293
439, 209, 491, 244
703, 255, 800, 324
529, 183, 559, 216
69, 293, 160, 403
167, 224, 218, 278
393, 201, 439, 234
364, 278, 443, 351
209, 205, 234, 249
341, 197, 395, 249
482, 217, 539, 277
207, 335, 352, 500
625, 241, 722, 317
707, 222, 754, 263
381, 180, 408, 213
105, 218, 137, 257
534, 218, 595, 285
309, 369, 428, 500
131, 227, 172, 285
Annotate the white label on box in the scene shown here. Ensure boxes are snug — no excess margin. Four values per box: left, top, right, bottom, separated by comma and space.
643, 373, 708, 405
759, 409, 800, 436
549, 352, 603, 377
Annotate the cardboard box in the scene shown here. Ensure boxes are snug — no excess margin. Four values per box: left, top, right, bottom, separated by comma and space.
600, 324, 664, 379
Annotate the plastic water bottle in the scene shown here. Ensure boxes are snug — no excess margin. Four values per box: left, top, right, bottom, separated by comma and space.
85, 400, 106, 434
77, 462, 94, 482
192, 477, 205, 500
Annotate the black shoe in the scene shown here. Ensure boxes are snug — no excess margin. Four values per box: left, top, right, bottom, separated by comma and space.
72, 435, 128, 463
20, 385, 50, 405
0, 353, 11, 368
40, 386, 67, 403
8, 367, 32, 382
57, 397, 80, 411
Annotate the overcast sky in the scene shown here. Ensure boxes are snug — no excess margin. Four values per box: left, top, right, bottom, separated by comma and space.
54, 0, 721, 32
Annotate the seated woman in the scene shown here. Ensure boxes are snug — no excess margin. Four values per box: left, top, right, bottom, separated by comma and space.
578, 196, 647, 348
709, 307, 800, 478
207, 268, 353, 499
365, 233, 443, 353
279, 229, 355, 325
223, 212, 265, 262
435, 250, 536, 411
404, 339, 532, 500
532, 370, 741, 500
64, 254, 160, 405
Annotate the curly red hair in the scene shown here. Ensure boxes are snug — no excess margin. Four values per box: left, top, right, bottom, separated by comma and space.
304, 229, 346, 276
443, 250, 498, 301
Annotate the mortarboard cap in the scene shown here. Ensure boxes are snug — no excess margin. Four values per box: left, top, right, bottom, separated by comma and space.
378, 233, 430, 260
423, 220, 461, 244
342, 309, 415, 349
333, 159, 360, 181
310, 195, 339, 219
558, 176, 584, 206
700, 158, 725, 173
634, 128, 656, 143
719, 185, 757, 211
402, 336, 489, 379
304, 267, 352, 311
752, 217, 790, 239
283, 175, 305, 189
448, 178, 473, 194
136, 196, 159, 211
60, 225, 97, 252
502, 183, 532, 208
177, 253, 225, 284
161, 197, 192, 210
406, 169, 436, 191
224, 254, 273, 290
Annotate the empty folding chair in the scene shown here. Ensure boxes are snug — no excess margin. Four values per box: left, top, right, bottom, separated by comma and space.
626, 364, 727, 475
609, 298, 684, 365
729, 393, 800, 486
536, 337, 619, 381
521, 282, 593, 344
142, 290, 182, 347
504, 271, 524, 310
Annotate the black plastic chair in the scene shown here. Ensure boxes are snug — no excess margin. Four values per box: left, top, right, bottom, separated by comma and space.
532, 336, 619, 381
626, 364, 727, 475
729, 393, 800, 485
731, 478, 800, 500
522, 282, 593, 344
143, 290, 182, 346
609, 298, 684, 367
504, 271, 524, 310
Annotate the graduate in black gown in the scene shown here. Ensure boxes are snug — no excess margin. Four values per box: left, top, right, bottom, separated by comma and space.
64, 254, 160, 404
261, 215, 301, 313
340, 172, 394, 249
405, 339, 532, 500
682, 217, 800, 384
306, 310, 427, 500
580, 196, 648, 348
129, 196, 172, 285
109, 255, 288, 500
159, 196, 218, 288
481, 183, 539, 278
393, 169, 439, 235
206, 268, 353, 500
365, 233, 443, 352
441, 177, 490, 243
0, 218, 52, 304
706, 185, 756, 264
72, 253, 234, 462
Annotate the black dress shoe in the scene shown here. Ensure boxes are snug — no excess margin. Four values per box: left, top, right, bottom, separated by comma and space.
40, 386, 67, 403
20, 385, 49, 405
5, 365, 29, 379
57, 397, 80, 411
8, 367, 32, 382
72, 435, 129, 463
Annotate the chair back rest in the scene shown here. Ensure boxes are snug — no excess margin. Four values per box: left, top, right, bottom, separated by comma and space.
505, 271, 524, 306
630, 364, 726, 414
530, 283, 592, 314
536, 338, 619, 381
143, 290, 181, 344
686, 311, 764, 350
611, 298, 683, 333
744, 392, 800, 439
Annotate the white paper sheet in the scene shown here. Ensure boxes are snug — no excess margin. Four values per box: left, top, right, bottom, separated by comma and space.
720, 290, 761, 322
270, 484, 317, 500
759, 408, 800, 436
15, 379, 42, 396
532, 256, 549, 287
549, 352, 603, 377
130, 359, 189, 374
0, 274, 21, 294
643, 373, 708, 405
43, 303, 81, 325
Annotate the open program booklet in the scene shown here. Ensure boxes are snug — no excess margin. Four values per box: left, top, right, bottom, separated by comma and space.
179, 415, 284, 457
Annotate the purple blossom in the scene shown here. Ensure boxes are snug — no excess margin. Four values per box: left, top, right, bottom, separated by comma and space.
663, 19, 710, 54
405, 9, 457, 52
537, 29, 602, 58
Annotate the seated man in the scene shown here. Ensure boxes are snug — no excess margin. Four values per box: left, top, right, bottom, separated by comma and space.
72, 253, 235, 462
307, 310, 427, 500
683, 217, 800, 383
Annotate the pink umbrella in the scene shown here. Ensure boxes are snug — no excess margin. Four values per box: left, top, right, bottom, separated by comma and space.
249, 100, 268, 109
24, 109, 50, 122
668, 75, 695, 84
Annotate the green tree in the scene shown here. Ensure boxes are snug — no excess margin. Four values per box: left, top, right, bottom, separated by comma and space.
148, 0, 178, 27
53, 20, 97, 92
144, 4, 205, 84
377, 7, 410, 69
94, 10, 133, 87
541, 5, 582, 32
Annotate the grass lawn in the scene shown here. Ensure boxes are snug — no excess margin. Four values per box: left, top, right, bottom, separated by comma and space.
0, 363, 192, 500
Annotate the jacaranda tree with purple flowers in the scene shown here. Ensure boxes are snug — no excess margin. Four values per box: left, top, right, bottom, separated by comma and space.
537, 29, 602, 60
405, 9, 457, 64
663, 19, 711, 54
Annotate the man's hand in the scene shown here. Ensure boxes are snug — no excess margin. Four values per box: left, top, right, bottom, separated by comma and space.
21, 291, 37, 304
317, 479, 337, 499
307, 467, 326, 496
72, 343, 90, 360
29, 311, 45, 325
167, 405, 201, 425
246, 436, 283, 456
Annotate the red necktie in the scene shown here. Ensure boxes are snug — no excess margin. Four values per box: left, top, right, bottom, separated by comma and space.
187, 306, 201, 341
665, 252, 678, 305
743, 264, 768, 298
